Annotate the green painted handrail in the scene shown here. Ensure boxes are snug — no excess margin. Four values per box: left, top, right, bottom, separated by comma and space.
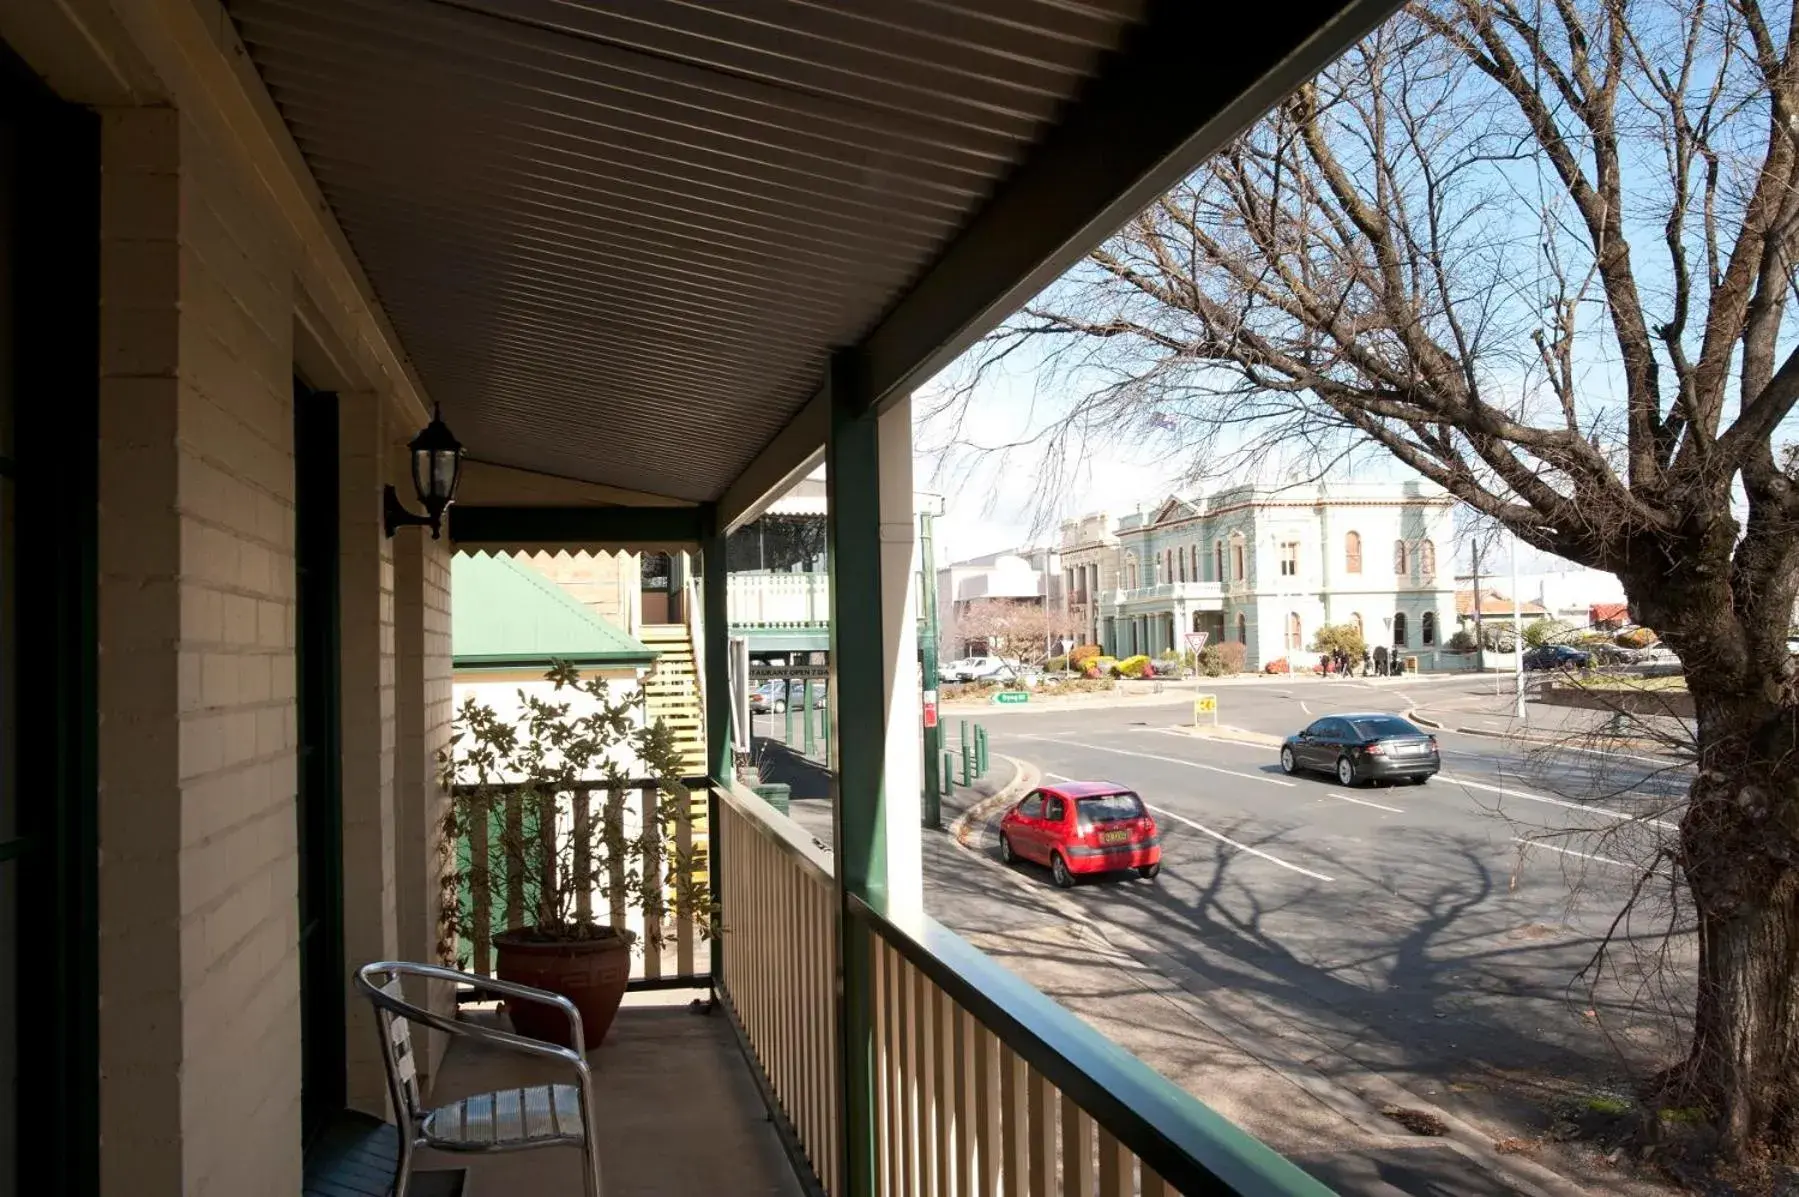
851, 892, 1338, 1196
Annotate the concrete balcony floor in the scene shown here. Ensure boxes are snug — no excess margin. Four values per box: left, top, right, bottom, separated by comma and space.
419, 990, 802, 1196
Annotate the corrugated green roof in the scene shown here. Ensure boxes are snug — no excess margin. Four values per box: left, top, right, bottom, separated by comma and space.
453, 554, 657, 669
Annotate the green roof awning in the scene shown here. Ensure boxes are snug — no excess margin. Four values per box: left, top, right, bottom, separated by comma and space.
453, 553, 658, 670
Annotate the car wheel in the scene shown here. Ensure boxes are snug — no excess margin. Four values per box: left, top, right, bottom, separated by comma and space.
999, 832, 1016, 864
1137, 862, 1161, 880
773, 700, 786, 714
1280, 746, 1297, 775
1336, 756, 1358, 787
1051, 853, 1074, 889
1410, 775, 1430, 785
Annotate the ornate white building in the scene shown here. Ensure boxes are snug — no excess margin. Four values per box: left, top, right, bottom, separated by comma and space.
1061, 481, 1459, 669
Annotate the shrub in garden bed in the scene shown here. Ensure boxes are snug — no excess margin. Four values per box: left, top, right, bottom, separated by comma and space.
1264, 656, 1292, 675
1197, 642, 1247, 676
1112, 654, 1153, 679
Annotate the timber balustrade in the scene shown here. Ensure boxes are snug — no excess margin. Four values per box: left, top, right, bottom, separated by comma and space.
714, 782, 1334, 1197
452, 778, 711, 990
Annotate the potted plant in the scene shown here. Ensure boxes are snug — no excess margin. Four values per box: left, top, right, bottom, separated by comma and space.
438, 662, 713, 1050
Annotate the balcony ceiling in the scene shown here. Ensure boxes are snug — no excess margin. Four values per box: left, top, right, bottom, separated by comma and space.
226, 0, 1393, 507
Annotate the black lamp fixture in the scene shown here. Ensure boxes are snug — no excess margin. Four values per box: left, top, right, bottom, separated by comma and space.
384, 404, 464, 539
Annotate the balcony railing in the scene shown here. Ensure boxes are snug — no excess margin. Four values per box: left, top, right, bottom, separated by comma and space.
1108, 581, 1226, 604
713, 782, 1332, 1196
728, 570, 831, 626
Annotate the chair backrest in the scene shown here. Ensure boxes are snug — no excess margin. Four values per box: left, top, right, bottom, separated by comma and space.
356, 966, 426, 1126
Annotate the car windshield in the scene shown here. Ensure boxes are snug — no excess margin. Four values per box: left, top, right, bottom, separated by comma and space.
1076, 791, 1145, 826
1348, 716, 1422, 739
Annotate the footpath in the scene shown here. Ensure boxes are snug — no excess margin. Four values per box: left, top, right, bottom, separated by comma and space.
1403, 681, 1693, 758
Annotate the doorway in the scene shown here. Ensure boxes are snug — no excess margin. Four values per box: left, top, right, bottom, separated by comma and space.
294, 378, 345, 1144
641, 551, 672, 624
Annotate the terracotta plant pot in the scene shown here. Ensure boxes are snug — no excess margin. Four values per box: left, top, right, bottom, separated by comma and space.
493, 929, 632, 1050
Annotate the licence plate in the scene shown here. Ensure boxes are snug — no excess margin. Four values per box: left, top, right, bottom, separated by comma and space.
1392, 743, 1422, 755
1100, 830, 1131, 846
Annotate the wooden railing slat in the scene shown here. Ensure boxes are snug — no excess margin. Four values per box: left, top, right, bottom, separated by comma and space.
1061, 1095, 1095, 1197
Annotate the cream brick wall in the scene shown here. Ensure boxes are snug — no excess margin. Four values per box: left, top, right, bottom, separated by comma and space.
520, 549, 638, 634
338, 391, 398, 1115
100, 103, 305, 1196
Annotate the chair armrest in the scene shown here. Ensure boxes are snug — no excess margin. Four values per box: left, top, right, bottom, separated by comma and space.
459, 973, 588, 1057
356, 961, 591, 1060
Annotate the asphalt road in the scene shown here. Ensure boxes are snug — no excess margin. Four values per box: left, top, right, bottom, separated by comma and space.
965, 681, 1695, 1127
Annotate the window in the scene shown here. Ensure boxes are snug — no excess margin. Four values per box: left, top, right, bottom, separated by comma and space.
1349, 715, 1424, 738
1166, 549, 1174, 582
1126, 556, 1138, 589
1280, 540, 1299, 576
1044, 796, 1067, 823
1177, 548, 1187, 583
1393, 611, 1408, 646
1301, 719, 1330, 738
1189, 544, 1198, 581
1320, 718, 1353, 741
1286, 612, 1303, 650
1076, 791, 1146, 828
1232, 540, 1245, 579
1214, 541, 1224, 581
1422, 610, 1437, 646
1345, 531, 1363, 573
1017, 792, 1046, 818
1236, 612, 1247, 643
1394, 540, 1409, 575
1420, 539, 1437, 577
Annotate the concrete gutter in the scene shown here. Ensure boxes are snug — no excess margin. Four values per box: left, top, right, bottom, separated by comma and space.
949, 754, 1039, 849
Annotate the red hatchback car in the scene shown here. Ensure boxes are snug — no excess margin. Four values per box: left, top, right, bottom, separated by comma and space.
998, 782, 1161, 888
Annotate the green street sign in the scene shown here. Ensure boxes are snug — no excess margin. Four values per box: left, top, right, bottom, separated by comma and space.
993, 691, 1030, 705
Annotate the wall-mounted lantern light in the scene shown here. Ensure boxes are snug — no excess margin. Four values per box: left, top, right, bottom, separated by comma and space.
384, 404, 464, 539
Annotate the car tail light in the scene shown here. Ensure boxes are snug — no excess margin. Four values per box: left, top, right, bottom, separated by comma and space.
1362, 741, 1386, 755
1428, 735, 1439, 751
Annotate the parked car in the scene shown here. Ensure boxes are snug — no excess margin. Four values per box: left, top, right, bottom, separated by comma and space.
750, 680, 827, 714
998, 782, 1161, 888
1523, 644, 1592, 671
951, 655, 1015, 682
1279, 713, 1439, 786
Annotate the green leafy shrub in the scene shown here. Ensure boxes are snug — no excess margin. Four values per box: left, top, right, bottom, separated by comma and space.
1045, 655, 1069, 673
1069, 643, 1103, 668
1034, 677, 1115, 696
1445, 629, 1477, 652
1309, 622, 1367, 660
1523, 618, 1574, 647
1198, 642, 1247, 676
1112, 654, 1152, 679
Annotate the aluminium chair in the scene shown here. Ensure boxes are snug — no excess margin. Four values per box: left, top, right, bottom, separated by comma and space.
354, 961, 604, 1197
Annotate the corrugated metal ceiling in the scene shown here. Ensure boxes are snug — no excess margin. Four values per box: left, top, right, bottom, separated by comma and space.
226, 0, 1148, 501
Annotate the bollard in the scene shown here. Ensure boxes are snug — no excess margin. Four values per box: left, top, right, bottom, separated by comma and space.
976, 725, 988, 776
803, 680, 815, 756
961, 738, 973, 786
783, 681, 794, 744
943, 752, 955, 795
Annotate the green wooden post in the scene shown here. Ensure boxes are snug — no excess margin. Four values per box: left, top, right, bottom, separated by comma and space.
962, 737, 973, 786
942, 752, 955, 795
824, 347, 882, 1197
783, 678, 794, 744
977, 725, 988, 776
822, 689, 832, 767
700, 506, 731, 993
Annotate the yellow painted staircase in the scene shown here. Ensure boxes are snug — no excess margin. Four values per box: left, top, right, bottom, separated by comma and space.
640, 623, 708, 776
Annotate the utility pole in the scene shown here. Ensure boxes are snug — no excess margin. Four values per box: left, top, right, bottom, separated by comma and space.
920, 505, 944, 829
1511, 527, 1525, 717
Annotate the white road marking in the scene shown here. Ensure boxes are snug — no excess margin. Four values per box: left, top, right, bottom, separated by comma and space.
1299, 700, 1313, 715
1043, 771, 1076, 783
1509, 836, 1634, 869
1016, 735, 1296, 786
1145, 804, 1335, 882
1324, 791, 1404, 814
1437, 772, 1678, 831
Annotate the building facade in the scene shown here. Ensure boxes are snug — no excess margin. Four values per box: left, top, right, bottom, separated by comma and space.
1063, 482, 1458, 669
935, 546, 1065, 659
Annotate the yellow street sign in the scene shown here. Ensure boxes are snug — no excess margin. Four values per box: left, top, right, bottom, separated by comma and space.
1194, 693, 1218, 722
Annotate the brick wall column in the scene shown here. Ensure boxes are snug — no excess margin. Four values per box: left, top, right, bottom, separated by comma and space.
337, 391, 398, 1115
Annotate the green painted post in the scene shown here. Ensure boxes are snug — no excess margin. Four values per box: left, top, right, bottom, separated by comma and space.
822, 690, 832, 767
942, 752, 955, 796
824, 347, 882, 1197
804, 679, 816, 756
783, 679, 794, 744
977, 725, 988, 776
962, 737, 973, 786
920, 509, 944, 828
700, 507, 731, 995
959, 719, 970, 769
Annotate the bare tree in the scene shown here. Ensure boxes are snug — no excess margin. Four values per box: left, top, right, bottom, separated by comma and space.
954, 600, 1077, 671
932, 0, 1799, 1155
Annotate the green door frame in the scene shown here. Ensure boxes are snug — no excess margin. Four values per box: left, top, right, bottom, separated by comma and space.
2, 40, 101, 1197
294, 379, 347, 1144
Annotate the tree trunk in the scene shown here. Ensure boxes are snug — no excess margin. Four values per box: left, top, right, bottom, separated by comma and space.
1667, 683, 1799, 1157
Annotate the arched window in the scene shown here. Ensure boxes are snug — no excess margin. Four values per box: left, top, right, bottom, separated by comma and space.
1232, 536, 1246, 580
1394, 540, 1409, 576
1214, 541, 1224, 581
1177, 547, 1187, 583
1393, 612, 1409, 647
1352, 611, 1364, 637
1192, 611, 1204, 633
1422, 610, 1438, 646
1345, 531, 1363, 574
1420, 539, 1437, 577
1236, 612, 1248, 644
1286, 612, 1303, 651
1190, 544, 1200, 581
1126, 555, 1138, 589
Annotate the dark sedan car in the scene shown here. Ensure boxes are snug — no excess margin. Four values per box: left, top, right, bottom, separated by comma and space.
1280, 713, 1439, 786
1523, 643, 1592, 671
